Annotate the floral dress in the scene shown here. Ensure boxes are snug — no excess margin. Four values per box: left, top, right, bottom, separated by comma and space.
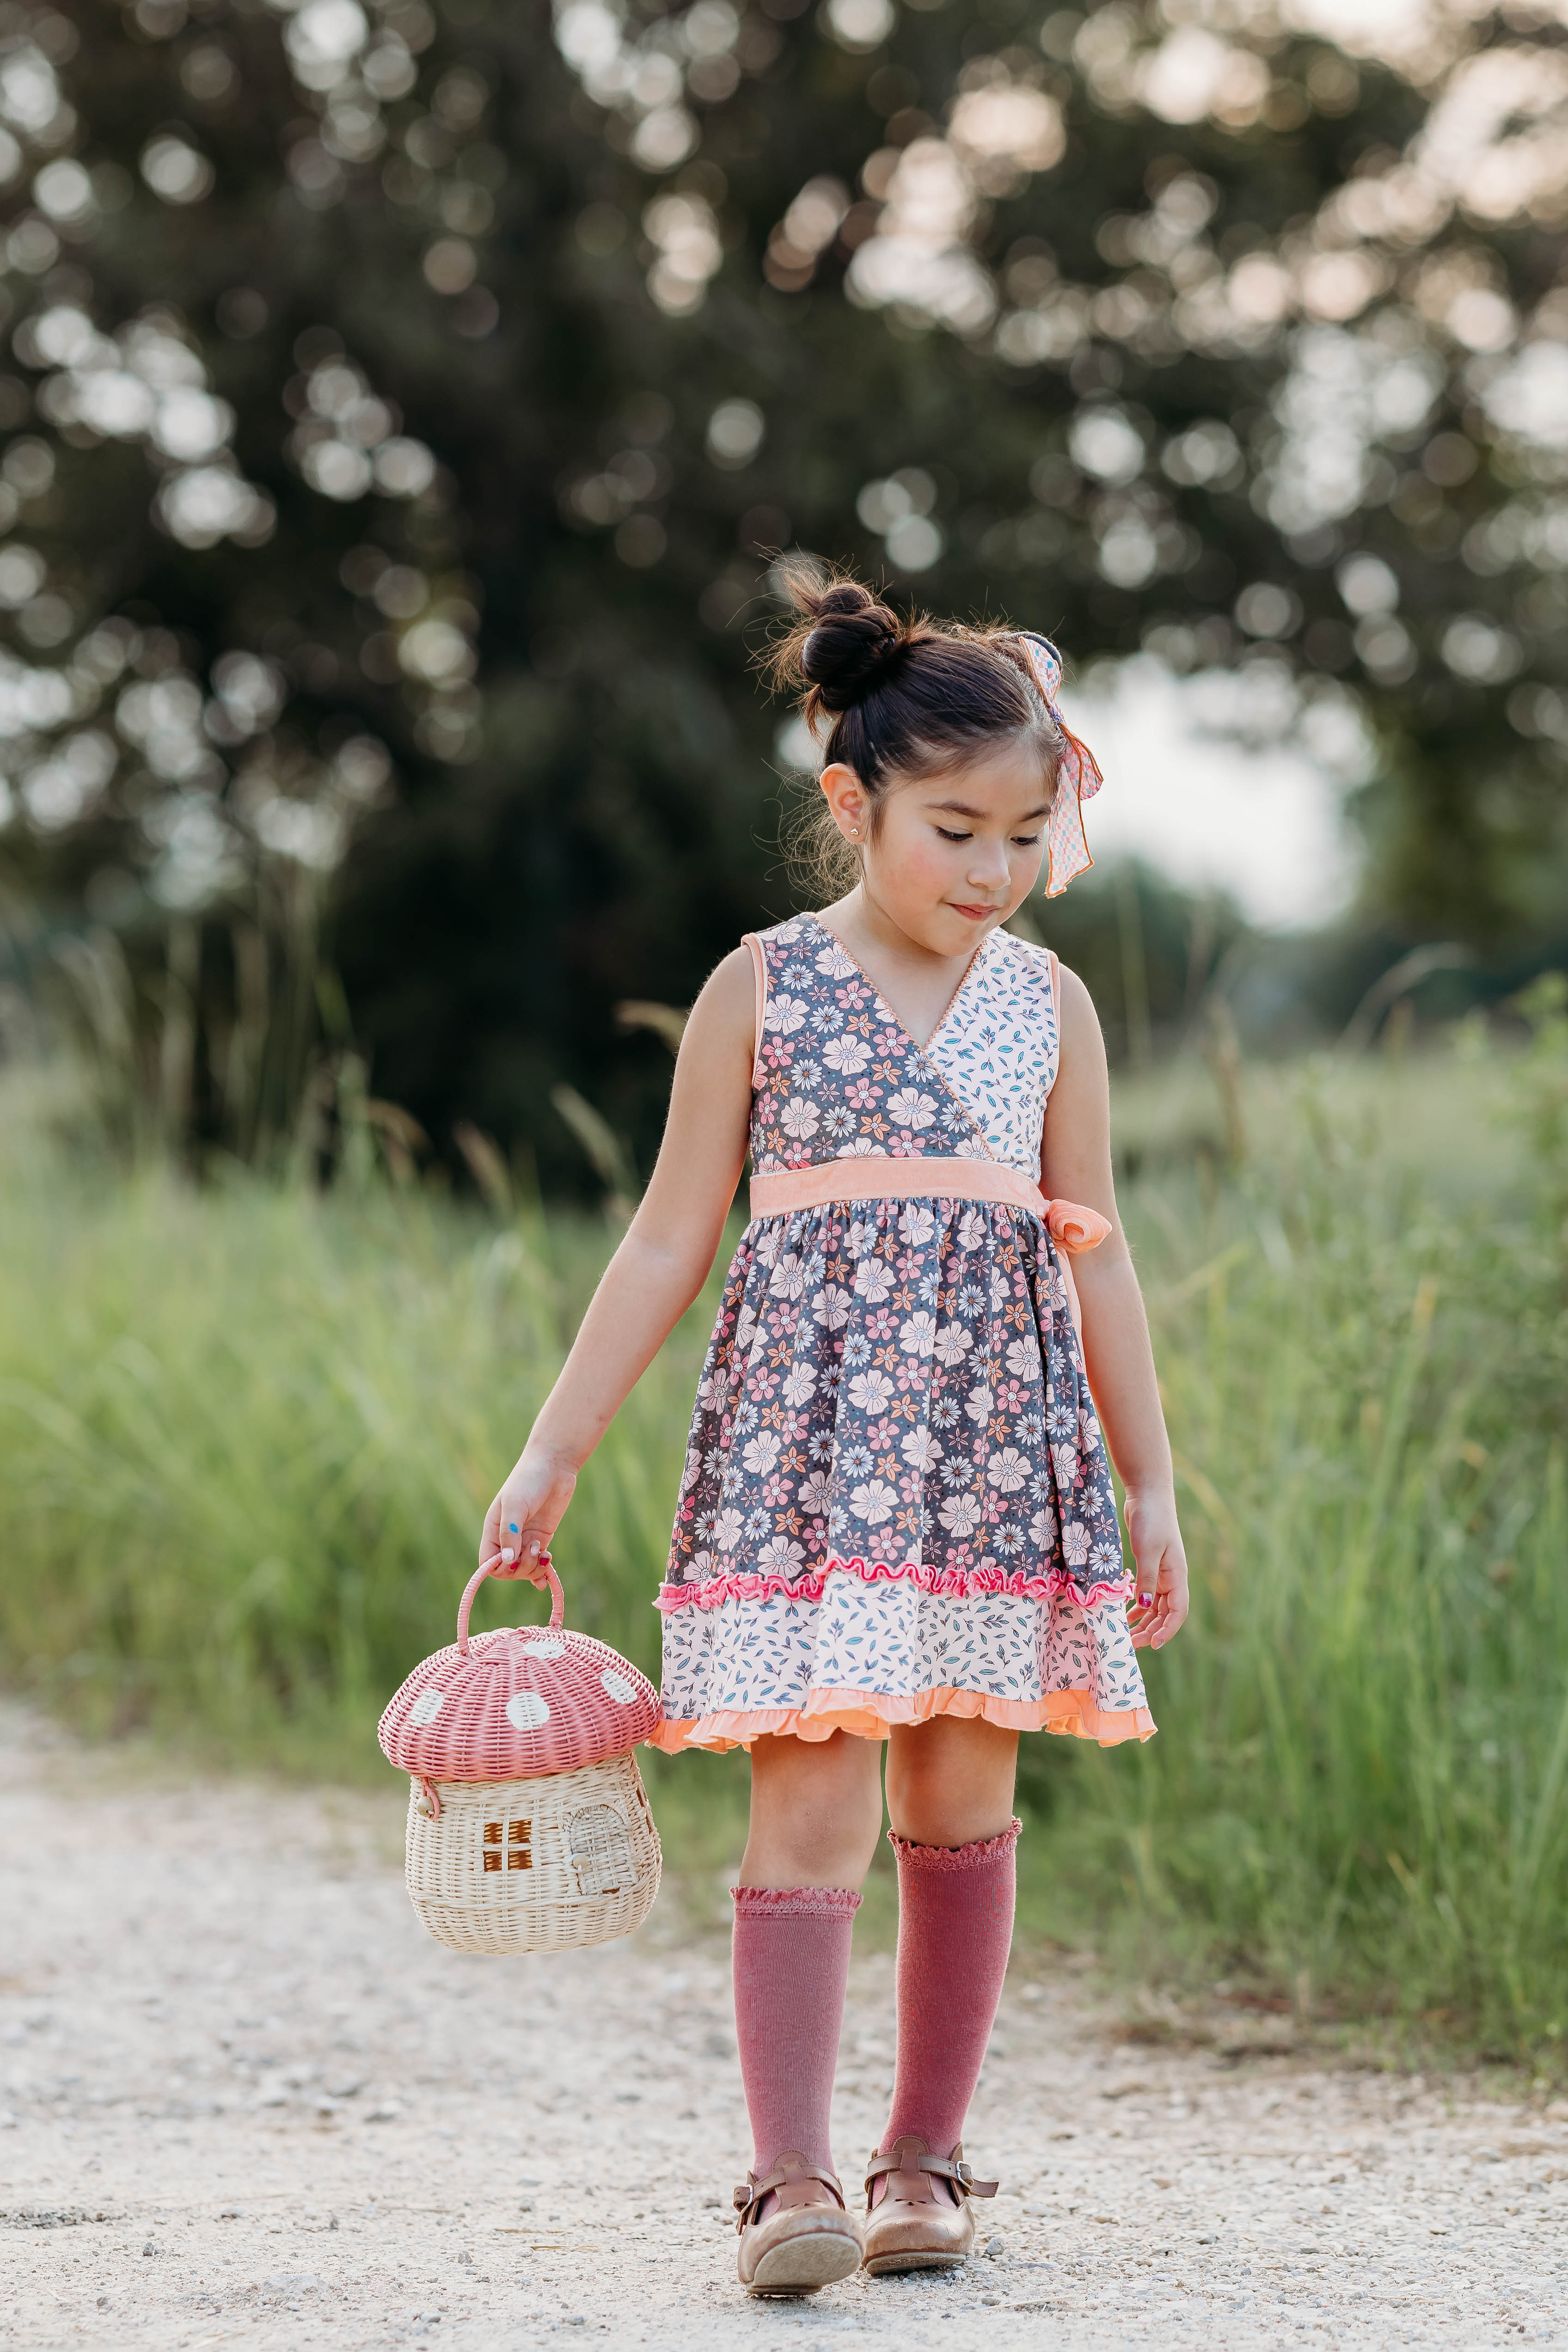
649, 912, 1154, 1754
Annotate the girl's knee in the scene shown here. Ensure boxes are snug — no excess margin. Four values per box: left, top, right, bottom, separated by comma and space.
885, 1717, 1017, 1848
741, 1730, 885, 1889
749, 1814, 881, 1890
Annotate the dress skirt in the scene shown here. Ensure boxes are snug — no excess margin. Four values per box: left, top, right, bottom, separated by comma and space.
651, 1191, 1155, 1753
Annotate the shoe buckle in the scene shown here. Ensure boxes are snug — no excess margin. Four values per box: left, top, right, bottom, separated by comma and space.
949, 2158, 999, 2198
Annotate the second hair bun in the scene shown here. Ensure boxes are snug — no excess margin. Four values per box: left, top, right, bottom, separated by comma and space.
799, 582, 905, 710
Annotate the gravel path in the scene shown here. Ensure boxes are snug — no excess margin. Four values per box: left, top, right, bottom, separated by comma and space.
2, 1703, 1565, 2350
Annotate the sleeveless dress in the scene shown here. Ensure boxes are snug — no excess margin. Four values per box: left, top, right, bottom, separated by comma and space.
649, 912, 1155, 1755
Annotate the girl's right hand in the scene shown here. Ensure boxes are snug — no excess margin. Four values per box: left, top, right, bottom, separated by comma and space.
480, 1449, 578, 1587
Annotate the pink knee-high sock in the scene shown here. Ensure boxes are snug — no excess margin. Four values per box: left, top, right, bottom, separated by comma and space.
731, 1886, 860, 2179
880, 1820, 1021, 2158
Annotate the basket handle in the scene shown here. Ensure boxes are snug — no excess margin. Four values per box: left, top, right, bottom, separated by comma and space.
458, 1551, 562, 1656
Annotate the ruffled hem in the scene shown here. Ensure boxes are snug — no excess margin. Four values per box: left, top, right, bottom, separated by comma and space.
655, 1551, 1132, 1616
888, 1819, 1022, 1869
647, 1682, 1156, 1756
731, 1885, 863, 1916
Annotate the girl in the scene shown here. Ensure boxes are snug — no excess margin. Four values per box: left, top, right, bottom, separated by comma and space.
482, 576, 1189, 2297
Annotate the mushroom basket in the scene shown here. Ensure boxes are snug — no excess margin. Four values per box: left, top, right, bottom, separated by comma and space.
378, 1555, 662, 1956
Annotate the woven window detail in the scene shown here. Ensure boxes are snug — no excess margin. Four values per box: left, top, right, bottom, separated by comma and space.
566, 1804, 634, 1899
481, 1817, 533, 1872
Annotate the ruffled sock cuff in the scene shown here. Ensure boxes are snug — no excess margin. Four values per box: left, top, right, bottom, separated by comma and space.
887, 1817, 1022, 1872
730, 1884, 864, 1917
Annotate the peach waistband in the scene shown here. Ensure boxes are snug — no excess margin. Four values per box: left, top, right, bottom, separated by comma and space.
747, 1157, 1110, 1255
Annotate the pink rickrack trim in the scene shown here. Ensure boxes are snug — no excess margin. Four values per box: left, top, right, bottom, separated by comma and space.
655, 1551, 1132, 1615
888, 1818, 1022, 1871
731, 1885, 863, 1917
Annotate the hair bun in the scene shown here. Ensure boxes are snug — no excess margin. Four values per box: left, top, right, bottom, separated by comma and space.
799, 582, 905, 711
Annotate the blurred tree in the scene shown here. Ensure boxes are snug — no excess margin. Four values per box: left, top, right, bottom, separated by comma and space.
0, 0, 1562, 1180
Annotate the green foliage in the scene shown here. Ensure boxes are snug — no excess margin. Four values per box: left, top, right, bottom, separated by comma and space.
0, 1, 1563, 1184
1504, 972, 1568, 1233
0, 1106, 698, 1765
1023, 1046, 1568, 2053
1013, 858, 1250, 1070
3, 1030, 1565, 2052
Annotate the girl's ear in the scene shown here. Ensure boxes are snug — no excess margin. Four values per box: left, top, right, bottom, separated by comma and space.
820, 761, 869, 843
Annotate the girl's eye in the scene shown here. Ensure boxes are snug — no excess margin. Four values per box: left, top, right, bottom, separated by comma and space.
935, 825, 1043, 845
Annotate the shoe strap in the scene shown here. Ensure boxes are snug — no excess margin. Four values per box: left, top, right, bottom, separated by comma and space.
734, 2156, 847, 2232
864, 2146, 999, 2200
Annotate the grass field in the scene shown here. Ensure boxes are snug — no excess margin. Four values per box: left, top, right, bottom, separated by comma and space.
2, 1012, 1564, 2057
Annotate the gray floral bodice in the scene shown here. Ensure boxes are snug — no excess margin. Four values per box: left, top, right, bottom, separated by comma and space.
748, 914, 1060, 1180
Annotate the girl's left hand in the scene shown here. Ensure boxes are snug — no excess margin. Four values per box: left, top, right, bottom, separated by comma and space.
1123, 1488, 1189, 1651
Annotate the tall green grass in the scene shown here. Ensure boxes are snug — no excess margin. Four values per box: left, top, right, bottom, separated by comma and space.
1, 1012, 1564, 2052
0, 1101, 696, 1757
1031, 1009, 1568, 2054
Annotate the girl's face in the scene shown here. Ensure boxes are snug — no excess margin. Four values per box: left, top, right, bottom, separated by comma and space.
820, 735, 1053, 959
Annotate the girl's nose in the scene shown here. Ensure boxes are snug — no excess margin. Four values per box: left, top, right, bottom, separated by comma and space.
967, 840, 1011, 889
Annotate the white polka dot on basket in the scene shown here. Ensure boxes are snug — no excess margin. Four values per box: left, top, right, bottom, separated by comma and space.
378, 1554, 661, 1793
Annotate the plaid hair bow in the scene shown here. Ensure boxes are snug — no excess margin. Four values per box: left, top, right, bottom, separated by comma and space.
1013, 633, 1103, 898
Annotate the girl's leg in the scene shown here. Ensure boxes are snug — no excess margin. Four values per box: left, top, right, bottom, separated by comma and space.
884, 1712, 1019, 1856
868, 1715, 1019, 2253
731, 1731, 883, 2196
739, 1726, 886, 1890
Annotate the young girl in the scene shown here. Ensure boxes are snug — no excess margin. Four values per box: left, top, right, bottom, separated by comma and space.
482, 576, 1189, 2297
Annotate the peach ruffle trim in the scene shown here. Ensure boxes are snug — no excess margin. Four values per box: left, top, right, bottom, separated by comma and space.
647, 1682, 1156, 1757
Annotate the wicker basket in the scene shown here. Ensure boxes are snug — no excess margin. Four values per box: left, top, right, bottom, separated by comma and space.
380, 1555, 662, 1957
404, 1752, 661, 1954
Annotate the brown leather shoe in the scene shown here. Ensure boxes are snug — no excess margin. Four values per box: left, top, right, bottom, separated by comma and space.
734, 2151, 864, 2297
860, 2135, 998, 2275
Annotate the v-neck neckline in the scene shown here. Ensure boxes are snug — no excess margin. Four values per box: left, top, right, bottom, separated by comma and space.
807, 910, 992, 1058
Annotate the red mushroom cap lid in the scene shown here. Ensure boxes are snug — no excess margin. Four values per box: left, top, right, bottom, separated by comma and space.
378, 1557, 660, 1781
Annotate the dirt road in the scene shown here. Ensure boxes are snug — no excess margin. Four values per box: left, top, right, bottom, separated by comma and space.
1, 1703, 1564, 2349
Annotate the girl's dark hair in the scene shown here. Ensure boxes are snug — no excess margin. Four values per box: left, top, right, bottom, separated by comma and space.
764, 566, 1063, 895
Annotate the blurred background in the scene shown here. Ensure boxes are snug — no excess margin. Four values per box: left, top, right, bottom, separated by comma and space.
2, 0, 1567, 2057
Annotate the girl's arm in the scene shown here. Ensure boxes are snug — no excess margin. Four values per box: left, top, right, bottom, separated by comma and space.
480, 947, 758, 1584
1040, 966, 1189, 1650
